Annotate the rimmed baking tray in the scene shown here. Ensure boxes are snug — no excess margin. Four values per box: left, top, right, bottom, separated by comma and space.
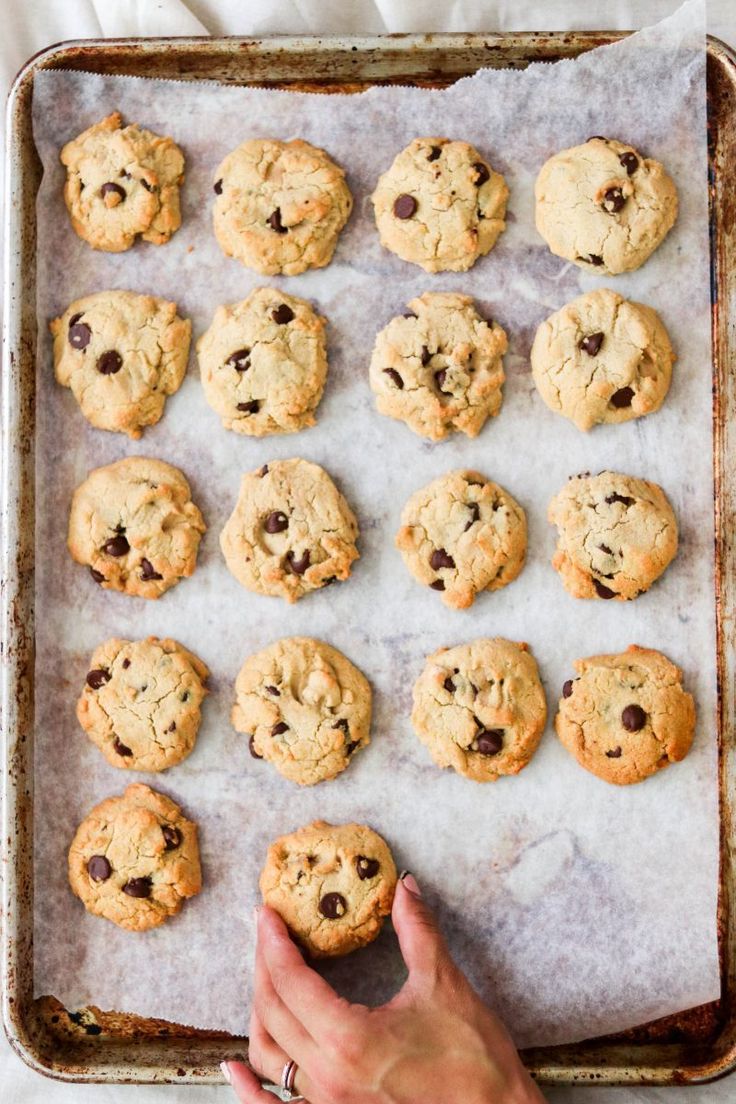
2, 31, 735, 1087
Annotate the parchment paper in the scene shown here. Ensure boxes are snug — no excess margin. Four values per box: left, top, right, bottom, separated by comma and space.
30, 0, 718, 1047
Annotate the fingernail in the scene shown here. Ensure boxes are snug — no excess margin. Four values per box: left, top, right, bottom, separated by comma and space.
399, 870, 422, 897
220, 1061, 231, 1084
253, 904, 262, 923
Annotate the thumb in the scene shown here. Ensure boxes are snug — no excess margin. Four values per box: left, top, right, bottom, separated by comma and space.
391, 872, 455, 991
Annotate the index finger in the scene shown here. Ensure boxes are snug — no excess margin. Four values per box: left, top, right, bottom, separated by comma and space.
258, 905, 350, 1034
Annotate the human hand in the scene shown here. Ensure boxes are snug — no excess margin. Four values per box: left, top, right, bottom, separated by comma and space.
222, 872, 545, 1104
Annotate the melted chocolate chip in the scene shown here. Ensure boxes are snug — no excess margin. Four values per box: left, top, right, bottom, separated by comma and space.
68, 320, 91, 350
602, 187, 626, 213
85, 1024, 102, 1036
356, 856, 380, 879
592, 578, 616, 599
267, 208, 288, 233
403, 312, 417, 319
166, 722, 176, 733
430, 580, 445, 591
464, 502, 480, 532
113, 736, 133, 757
122, 876, 152, 898
435, 369, 452, 395
237, 400, 260, 414
605, 746, 623, 759
345, 740, 359, 755
214, 178, 223, 194
122, 658, 131, 669
430, 548, 455, 571
562, 679, 574, 698
619, 152, 639, 175
443, 676, 456, 693
580, 254, 604, 266
259, 464, 269, 477
141, 179, 155, 193
140, 558, 163, 581
102, 534, 129, 557
605, 492, 635, 507
264, 511, 288, 534
272, 304, 295, 325
476, 728, 504, 756
249, 735, 263, 759
266, 685, 280, 696
319, 892, 347, 919
420, 346, 432, 366
427, 146, 441, 161
100, 181, 126, 202
588, 135, 608, 142
162, 825, 181, 851
610, 386, 634, 408
393, 194, 417, 219
97, 350, 122, 375
580, 332, 604, 357
622, 704, 646, 732
473, 162, 490, 186
90, 568, 105, 584
383, 368, 404, 389
88, 855, 111, 882
599, 544, 614, 555
286, 549, 310, 575
86, 668, 111, 690
227, 348, 251, 372
271, 721, 289, 736
333, 718, 349, 732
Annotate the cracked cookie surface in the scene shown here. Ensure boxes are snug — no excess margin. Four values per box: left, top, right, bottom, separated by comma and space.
212, 138, 352, 275
67, 456, 206, 599
412, 638, 547, 783
77, 637, 209, 772
396, 469, 526, 610
535, 136, 678, 275
372, 137, 508, 273
232, 637, 370, 786
548, 471, 678, 601
197, 287, 327, 435
68, 782, 201, 930
220, 459, 359, 603
369, 292, 507, 440
260, 820, 397, 957
555, 645, 695, 785
531, 288, 675, 431
51, 290, 191, 439
61, 112, 184, 252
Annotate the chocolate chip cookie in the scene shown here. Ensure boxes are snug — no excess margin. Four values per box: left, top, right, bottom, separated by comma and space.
77, 637, 209, 772
548, 471, 678, 601
232, 637, 370, 785
197, 287, 328, 435
555, 645, 696, 785
369, 292, 507, 441
67, 456, 206, 599
396, 469, 527, 609
220, 459, 359, 603
412, 639, 547, 782
50, 290, 191, 438
530, 288, 675, 431
212, 138, 352, 275
260, 820, 397, 957
61, 112, 184, 252
372, 137, 508, 272
535, 137, 678, 274
68, 783, 201, 930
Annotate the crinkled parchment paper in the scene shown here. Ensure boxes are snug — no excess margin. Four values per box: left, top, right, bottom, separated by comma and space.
30, 0, 717, 1047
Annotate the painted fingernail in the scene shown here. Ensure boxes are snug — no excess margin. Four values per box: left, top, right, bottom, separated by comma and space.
399, 870, 422, 897
220, 1061, 232, 1084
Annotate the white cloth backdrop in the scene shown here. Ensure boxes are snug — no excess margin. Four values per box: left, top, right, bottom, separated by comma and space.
2, 1, 734, 1101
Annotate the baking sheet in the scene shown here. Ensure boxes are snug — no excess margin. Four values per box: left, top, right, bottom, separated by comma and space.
29, 0, 718, 1048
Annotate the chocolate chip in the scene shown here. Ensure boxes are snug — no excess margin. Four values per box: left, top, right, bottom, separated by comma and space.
86, 668, 111, 690
68, 320, 91, 350
434, 368, 451, 395
96, 350, 122, 375
606, 746, 623, 758
333, 718, 349, 732
100, 181, 126, 202
319, 892, 347, 919
237, 400, 260, 414
592, 578, 616, 599
610, 386, 634, 408
122, 659, 130, 669
602, 187, 626, 213
464, 502, 480, 532
473, 162, 490, 186
214, 178, 223, 194
427, 146, 441, 161
90, 568, 105, 584
259, 464, 269, 477
139, 558, 163, 581
113, 736, 133, 757
383, 368, 403, 389
323, 576, 337, 587
430, 548, 455, 570
166, 722, 176, 733
249, 735, 263, 759
605, 492, 635, 507
443, 676, 455, 693
227, 348, 251, 372
345, 740, 358, 755
271, 721, 289, 736
122, 877, 152, 898
272, 304, 295, 324
476, 728, 504, 756
562, 679, 574, 698
264, 511, 288, 534
88, 855, 111, 882
266, 685, 280, 696
85, 1024, 102, 1036
141, 179, 155, 193
430, 580, 445, 591
393, 194, 417, 219
162, 825, 181, 851
267, 208, 288, 233
286, 550, 310, 575
420, 345, 432, 366
599, 544, 614, 555
403, 311, 417, 319
579, 332, 604, 357
102, 534, 129, 557
356, 856, 380, 879
580, 254, 604, 266
622, 704, 646, 732
589, 135, 608, 142
619, 152, 639, 175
